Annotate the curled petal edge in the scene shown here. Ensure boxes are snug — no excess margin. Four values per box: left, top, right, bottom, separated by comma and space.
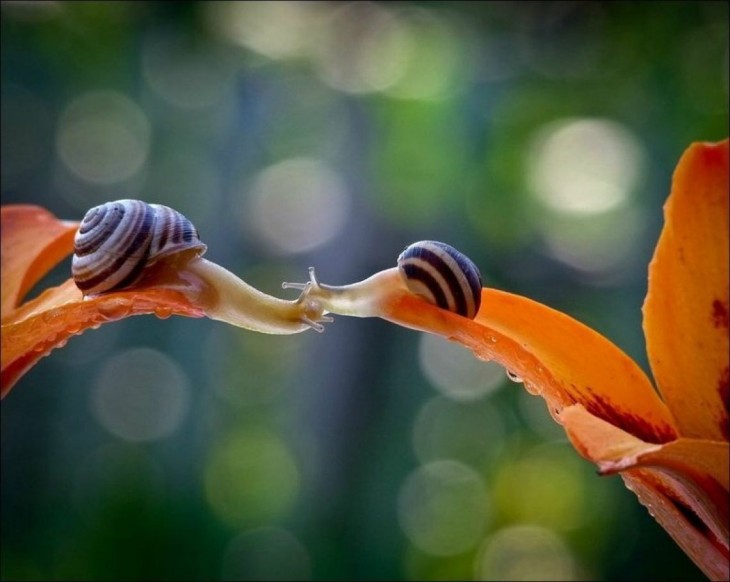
560, 403, 728, 580
623, 469, 729, 581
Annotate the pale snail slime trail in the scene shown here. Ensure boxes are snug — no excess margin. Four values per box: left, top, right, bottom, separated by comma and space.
71, 200, 483, 335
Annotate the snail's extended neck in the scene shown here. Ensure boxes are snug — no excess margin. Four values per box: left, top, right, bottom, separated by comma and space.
183, 257, 323, 334
309, 267, 407, 318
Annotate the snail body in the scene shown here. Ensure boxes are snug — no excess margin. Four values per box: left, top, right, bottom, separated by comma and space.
284, 240, 483, 320
71, 199, 330, 334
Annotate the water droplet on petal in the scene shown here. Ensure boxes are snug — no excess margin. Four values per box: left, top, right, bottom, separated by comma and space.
42, 311, 60, 324
97, 298, 134, 320
33, 342, 48, 353
65, 322, 82, 334
154, 306, 173, 319
506, 369, 523, 383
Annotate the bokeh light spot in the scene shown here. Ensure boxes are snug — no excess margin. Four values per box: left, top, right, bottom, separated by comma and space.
419, 334, 505, 401
528, 118, 643, 216
243, 157, 349, 255
398, 460, 490, 556
56, 90, 150, 185
91, 347, 190, 442
475, 525, 578, 581
517, 390, 567, 440
384, 8, 467, 101
207, 1, 324, 61
492, 444, 589, 531
313, 1, 410, 94
540, 204, 644, 278
526, 118, 647, 276
205, 429, 300, 527
412, 396, 506, 467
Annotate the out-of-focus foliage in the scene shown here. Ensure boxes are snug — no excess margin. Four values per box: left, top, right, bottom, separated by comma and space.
1, 2, 727, 580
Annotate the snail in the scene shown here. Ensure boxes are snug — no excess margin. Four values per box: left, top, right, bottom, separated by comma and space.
283, 240, 483, 320
71, 199, 331, 334
71, 200, 483, 334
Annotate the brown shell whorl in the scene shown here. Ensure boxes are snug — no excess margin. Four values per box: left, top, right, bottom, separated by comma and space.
396, 240, 482, 319
71, 199, 207, 295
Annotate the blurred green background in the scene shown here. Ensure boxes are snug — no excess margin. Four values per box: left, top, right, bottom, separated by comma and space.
1, 1, 727, 580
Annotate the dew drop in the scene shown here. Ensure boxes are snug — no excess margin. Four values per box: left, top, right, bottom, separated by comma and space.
523, 382, 539, 396
506, 369, 523, 383
154, 306, 173, 320
97, 298, 133, 320
42, 311, 60, 324
66, 322, 82, 334
33, 342, 48, 353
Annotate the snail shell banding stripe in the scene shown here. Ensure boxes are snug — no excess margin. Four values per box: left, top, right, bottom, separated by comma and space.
72, 199, 207, 295
397, 240, 482, 319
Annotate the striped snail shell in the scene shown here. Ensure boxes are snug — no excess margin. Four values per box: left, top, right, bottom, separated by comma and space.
397, 241, 482, 319
72, 199, 207, 295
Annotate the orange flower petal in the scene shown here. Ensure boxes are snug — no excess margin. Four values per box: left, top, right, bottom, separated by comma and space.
561, 404, 728, 489
623, 469, 729, 581
1, 205, 79, 320
1, 278, 204, 397
381, 288, 678, 443
643, 139, 729, 441
560, 404, 728, 553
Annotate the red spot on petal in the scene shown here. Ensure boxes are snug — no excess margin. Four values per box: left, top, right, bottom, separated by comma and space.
712, 299, 729, 330
581, 388, 677, 444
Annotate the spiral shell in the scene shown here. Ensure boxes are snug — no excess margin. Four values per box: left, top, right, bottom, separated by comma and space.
397, 240, 482, 319
72, 199, 207, 295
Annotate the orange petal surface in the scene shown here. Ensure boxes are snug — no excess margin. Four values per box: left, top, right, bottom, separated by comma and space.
1, 205, 79, 320
623, 469, 729, 581
1, 280, 204, 397
1, 205, 205, 397
560, 403, 728, 575
381, 288, 678, 444
643, 139, 729, 441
